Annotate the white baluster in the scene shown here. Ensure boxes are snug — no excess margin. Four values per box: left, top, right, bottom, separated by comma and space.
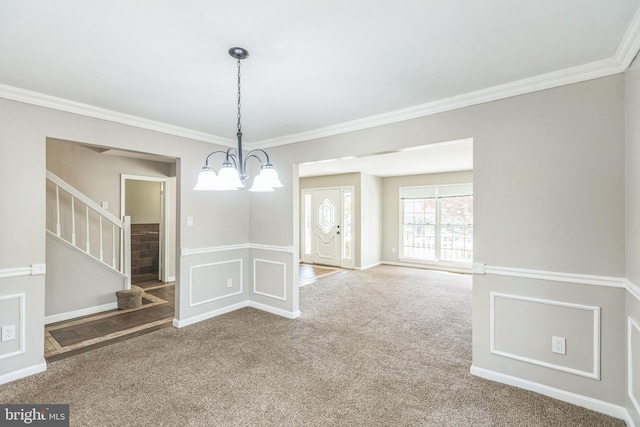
123, 216, 131, 289
112, 223, 116, 268
99, 216, 104, 261
86, 206, 90, 253
71, 197, 76, 246
55, 186, 61, 236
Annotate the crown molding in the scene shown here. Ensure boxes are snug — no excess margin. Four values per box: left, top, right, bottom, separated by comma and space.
250, 56, 623, 149
3, 7, 640, 150
616, 5, 640, 70
0, 83, 235, 147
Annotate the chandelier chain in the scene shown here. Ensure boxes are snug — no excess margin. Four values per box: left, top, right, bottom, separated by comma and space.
236, 59, 242, 133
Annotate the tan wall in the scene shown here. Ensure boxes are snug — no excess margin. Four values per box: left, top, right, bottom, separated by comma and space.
125, 180, 161, 225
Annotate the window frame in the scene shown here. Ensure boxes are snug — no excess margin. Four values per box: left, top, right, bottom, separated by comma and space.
398, 183, 473, 266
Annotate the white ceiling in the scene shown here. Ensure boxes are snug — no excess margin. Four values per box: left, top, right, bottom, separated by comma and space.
1, 1, 640, 152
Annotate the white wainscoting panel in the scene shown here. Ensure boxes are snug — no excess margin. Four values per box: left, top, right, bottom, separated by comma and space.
189, 259, 243, 307
253, 258, 287, 301
490, 292, 601, 380
0, 293, 26, 361
629, 316, 640, 417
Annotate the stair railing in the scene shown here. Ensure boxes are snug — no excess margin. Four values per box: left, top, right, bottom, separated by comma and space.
46, 170, 131, 288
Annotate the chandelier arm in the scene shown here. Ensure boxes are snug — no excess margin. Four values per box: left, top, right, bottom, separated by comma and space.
244, 149, 271, 164
204, 150, 230, 166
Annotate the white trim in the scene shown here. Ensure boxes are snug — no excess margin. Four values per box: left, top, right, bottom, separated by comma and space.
0, 83, 234, 146
626, 279, 640, 302
0, 293, 26, 361
189, 259, 243, 307
616, 5, 640, 70
172, 301, 249, 328
181, 243, 293, 257
470, 365, 628, 421
629, 316, 640, 418
44, 302, 118, 325
355, 262, 383, 271
249, 243, 294, 254
390, 259, 472, 274
0, 267, 32, 279
167, 276, 176, 282
484, 264, 625, 288
253, 259, 287, 301
248, 300, 300, 319
0, 361, 47, 386
490, 292, 600, 380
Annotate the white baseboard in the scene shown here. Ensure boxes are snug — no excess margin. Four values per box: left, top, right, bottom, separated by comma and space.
356, 262, 382, 271
383, 260, 472, 274
470, 365, 629, 421
249, 300, 300, 319
45, 302, 118, 324
172, 301, 249, 328
167, 276, 176, 282
0, 361, 47, 385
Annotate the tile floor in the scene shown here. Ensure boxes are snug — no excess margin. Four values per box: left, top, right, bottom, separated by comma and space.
45, 265, 343, 361
44, 275, 174, 361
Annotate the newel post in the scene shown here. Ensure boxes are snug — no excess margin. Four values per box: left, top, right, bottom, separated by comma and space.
123, 215, 132, 290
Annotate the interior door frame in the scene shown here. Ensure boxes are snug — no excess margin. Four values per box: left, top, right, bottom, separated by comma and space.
301, 185, 354, 269
120, 174, 170, 282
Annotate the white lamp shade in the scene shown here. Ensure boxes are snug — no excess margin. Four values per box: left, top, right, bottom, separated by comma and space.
249, 172, 275, 192
259, 166, 283, 188
193, 168, 218, 191
216, 164, 244, 190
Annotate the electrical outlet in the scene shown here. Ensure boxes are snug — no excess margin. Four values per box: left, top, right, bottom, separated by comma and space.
1, 325, 16, 342
552, 336, 566, 355
226, 278, 233, 288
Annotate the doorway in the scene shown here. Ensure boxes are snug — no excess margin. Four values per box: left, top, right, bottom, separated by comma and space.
121, 175, 174, 282
301, 187, 353, 268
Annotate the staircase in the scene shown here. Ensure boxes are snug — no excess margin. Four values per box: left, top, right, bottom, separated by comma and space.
46, 170, 131, 288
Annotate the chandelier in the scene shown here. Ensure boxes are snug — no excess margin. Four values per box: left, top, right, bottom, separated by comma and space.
194, 47, 282, 192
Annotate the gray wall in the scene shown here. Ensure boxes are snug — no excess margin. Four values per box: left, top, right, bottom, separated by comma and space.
625, 56, 640, 425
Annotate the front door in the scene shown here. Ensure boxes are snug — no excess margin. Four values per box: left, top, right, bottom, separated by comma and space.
313, 189, 342, 266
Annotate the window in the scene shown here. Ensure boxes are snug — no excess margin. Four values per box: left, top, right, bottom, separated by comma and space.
400, 184, 473, 264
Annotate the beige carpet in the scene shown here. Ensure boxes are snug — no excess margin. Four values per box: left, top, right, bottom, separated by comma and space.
0, 266, 624, 426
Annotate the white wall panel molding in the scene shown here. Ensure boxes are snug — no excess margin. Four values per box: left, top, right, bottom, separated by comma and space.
0, 293, 26, 361
470, 366, 629, 421
253, 259, 287, 301
0, 362, 47, 386
0, 265, 46, 279
189, 259, 243, 307
482, 264, 625, 288
173, 301, 249, 329
490, 292, 601, 380
181, 243, 293, 257
629, 316, 640, 418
